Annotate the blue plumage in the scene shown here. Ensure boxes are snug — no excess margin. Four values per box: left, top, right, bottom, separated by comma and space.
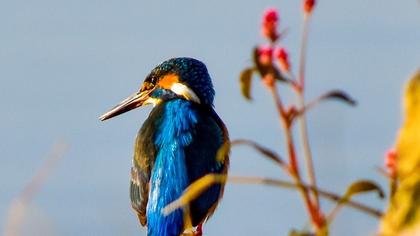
148, 100, 196, 236
100, 58, 229, 236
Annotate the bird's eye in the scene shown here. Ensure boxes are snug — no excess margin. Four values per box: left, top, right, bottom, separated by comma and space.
150, 76, 158, 85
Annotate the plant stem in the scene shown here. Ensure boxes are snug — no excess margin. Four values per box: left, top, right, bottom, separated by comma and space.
297, 12, 320, 208
268, 83, 323, 229
227, 176, 383, 218
298, 94, 319, 205
163, 174, 383, 218
299, 15, 310, 89
3, 142, 68, 236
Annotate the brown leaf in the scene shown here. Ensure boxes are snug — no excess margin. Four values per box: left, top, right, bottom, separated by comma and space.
231, 139, 286, 168
239, 68, 254, 100
342, 180, 385, 203
320, 90, 357, 106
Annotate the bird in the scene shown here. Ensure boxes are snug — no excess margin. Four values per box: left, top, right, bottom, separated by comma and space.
99, 57, 229, 236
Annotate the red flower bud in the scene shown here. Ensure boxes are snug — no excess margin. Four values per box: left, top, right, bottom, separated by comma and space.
275, 47, 290, 73
261, 8, 279, 42
258, 46, 273, 66
263, 8, 278, 23
303, 0, 316, 15
385, 148, 397, 177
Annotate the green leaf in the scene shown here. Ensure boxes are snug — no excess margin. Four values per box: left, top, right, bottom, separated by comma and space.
319, 90, 357, 106
239, 68, 254, 100
341, 180, 385, 203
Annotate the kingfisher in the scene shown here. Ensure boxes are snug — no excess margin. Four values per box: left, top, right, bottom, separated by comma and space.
99, 58, 229, 236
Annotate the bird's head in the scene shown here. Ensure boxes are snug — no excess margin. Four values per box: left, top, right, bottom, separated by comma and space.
99, 57, 215, 121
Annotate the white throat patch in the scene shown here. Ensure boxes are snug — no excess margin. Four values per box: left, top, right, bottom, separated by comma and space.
170, 83, 201, 104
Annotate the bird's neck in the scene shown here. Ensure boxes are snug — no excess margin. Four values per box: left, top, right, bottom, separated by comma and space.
147, 99, 198, 236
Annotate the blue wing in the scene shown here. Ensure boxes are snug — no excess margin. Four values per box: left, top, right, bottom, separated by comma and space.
185, 106, 230, 226
130, 100, 229, 235
130, 103, 164, 226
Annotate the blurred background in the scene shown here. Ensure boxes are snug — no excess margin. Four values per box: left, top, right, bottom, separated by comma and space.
1, 0, 419, 235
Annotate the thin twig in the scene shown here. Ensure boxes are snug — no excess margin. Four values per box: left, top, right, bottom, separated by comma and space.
299, 15, 310, 89
163, 174, 383, 218
3, 142, 68, 236
268, 84, 322, 229
227, 176, 383, 217
297, 12, 320, 209
327, 201, 344, 224
298, 95, 319, 206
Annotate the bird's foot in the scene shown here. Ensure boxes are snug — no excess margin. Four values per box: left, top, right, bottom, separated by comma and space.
193, 223, 203, 236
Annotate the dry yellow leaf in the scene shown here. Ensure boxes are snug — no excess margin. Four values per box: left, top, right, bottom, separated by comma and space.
380, 69, 420, 235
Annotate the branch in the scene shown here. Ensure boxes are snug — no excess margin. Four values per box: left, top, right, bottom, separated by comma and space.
163, 174, 382, 219
3, 142, 68, 236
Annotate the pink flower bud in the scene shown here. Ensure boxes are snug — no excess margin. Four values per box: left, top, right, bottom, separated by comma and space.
263, 8, 278, 23
275, 47, 290, 73
261, 8, 279, 42
303, 0, 316, 15
258, 46, 273, 65
385, 148, 397, 177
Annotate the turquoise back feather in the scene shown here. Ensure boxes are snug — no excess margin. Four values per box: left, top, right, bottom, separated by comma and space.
147, 99, 198, 236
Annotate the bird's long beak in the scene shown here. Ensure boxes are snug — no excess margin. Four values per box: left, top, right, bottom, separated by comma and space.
99, 90, 152, 121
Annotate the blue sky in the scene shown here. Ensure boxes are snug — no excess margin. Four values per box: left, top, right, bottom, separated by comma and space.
1, 0, 419, 235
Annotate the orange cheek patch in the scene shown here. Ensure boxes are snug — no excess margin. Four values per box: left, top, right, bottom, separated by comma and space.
158, 74, 179, 89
